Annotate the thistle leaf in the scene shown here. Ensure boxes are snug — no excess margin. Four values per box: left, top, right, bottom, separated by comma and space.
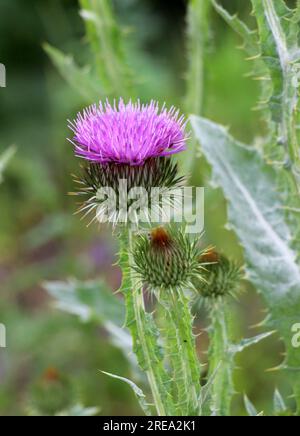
101, 371, 152, 416
44, 279, 124, 326
229, 331, 275, 354
191, 115, 300, 410
250, 0, 300, 176
43, 279, 137, 368
211, 0, 259, 57
44, 44, 103, 103
79, 0, 134, 98
199, 363, 221, 416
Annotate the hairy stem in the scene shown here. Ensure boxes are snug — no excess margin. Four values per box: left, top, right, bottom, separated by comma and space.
159, 289, 201, 415
119, 229, 174, 415
251, 0, 300, 190
180, 0, 210, 175
208, 299, 235, 416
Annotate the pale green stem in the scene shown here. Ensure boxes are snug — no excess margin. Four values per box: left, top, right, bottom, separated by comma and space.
126, 230, 172, 416
179, 0, 210, 176
208, 299, 234, 416
159, 289, 201, 415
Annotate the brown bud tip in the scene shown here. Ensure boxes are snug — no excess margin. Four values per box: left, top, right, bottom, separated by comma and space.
200, 247, 219, 264
43, 367, 60, 382
150, 227, 172, 251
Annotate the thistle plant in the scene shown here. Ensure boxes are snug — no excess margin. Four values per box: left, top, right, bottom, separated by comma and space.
69, 97, 206, 416
44, 0, 300, 417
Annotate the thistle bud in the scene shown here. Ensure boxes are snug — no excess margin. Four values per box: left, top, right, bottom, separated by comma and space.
30, 367, 73, 415
197, 249, 242, 299
132, 226, 206, 291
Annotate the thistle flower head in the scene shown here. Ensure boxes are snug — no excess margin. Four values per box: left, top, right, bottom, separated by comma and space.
197, 249, 243, 300
69, 99, 187, 165
132, 226, 206, 292
70, 100, 187, 226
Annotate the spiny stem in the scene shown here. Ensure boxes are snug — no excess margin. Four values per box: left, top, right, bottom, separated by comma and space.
159, 289, 201, 415
208, 299, 235, 416
180, 0, 210, 176
125, 230, 173, 416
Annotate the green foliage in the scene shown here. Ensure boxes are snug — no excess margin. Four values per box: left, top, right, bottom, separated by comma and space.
79, 0, 134, 98
244, 389, 292, 416
46, 0, 135, 103
208, 301, 235, 416
211, 0, 259, 58
191, 115, 300, 411
118, 230, 175, 416
0, 146, 16, 184
56, 404, 100, 416
44, 44, 103, 103
207, 299, 273, 416
101, 371, 151, 416
159, 289, 201, 416
45, 279, 124, 325
181, 0, 210, 175
212, 0, 300, 203
250, 0, 300, 173
44, 279, 138, 370
244, 395, 261, 416
185, 0, 210, 115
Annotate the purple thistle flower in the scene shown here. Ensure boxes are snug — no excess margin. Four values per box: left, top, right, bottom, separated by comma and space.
68, 99, 187, 166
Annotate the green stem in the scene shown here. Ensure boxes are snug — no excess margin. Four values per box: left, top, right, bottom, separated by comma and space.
119, 229, 174, 416
179, 0, 210, 176
160, 289, 201, 415
208, 299, 235, 416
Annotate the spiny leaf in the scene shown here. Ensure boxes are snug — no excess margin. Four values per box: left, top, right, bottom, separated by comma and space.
273, 389, 287, 414
199, 363, 221, 416
191, 115, 300, 411
43, 279, 137, 369
250, 0, 300, 174
211, 0, 259, 57
101, 371, 152, 416
244, 395, 260, 416
44, 279, 124, 326
79, 0, 133, 98
44, 43, 103, 103
229, 331, 275, 354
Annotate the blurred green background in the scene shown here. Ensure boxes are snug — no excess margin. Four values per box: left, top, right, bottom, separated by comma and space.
0, 0, 291, 416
